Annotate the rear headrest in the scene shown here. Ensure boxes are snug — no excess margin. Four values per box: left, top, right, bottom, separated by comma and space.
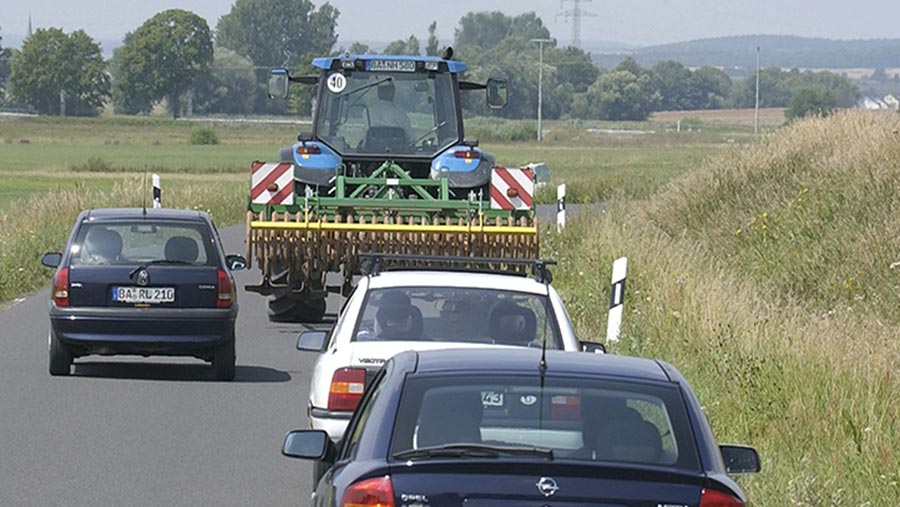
164, 236, 199, 263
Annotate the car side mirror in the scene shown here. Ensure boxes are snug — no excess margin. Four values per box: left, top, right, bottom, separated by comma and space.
297, 330, 328, 351
282, 430, 334, 460
226, 255, 246, 271
486, 78, 508, 109
268, 68, 290, 100
720, 445, 761, 474
580, 340, 606, 354
42, 252, 62, 268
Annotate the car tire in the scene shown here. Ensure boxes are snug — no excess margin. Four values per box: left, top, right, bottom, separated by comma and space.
267, 294, 326, 323
213, 336, 236, 381
48, 330, 72, 376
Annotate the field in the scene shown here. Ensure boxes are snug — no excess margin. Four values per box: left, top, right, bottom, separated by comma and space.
3, 109, 897, 504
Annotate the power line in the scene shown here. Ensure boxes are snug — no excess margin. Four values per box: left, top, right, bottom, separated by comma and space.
557, 0, 596, 49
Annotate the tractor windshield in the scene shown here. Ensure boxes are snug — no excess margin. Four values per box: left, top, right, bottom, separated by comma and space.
315, 71, 460, 158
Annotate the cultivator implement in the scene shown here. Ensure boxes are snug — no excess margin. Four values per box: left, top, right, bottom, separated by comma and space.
245, 161, 538, 297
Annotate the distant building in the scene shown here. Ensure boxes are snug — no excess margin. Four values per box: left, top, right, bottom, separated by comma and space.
857, 96, 889, 109
883, 95, 900, 110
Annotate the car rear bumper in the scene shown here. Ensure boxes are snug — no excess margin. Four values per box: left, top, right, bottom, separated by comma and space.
309, 406, 353, 441
49, 305, 236, 358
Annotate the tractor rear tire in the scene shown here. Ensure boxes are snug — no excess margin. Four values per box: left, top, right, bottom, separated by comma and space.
267, 294, 327, 323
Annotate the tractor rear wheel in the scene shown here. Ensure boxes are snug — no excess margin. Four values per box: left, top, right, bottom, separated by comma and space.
267, 294, 327, 323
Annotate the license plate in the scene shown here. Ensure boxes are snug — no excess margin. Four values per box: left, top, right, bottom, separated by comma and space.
369, 59, 416, 72
112, 286, 175, 304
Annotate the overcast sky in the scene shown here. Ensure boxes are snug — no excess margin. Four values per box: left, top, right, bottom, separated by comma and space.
2, 0, 899, 49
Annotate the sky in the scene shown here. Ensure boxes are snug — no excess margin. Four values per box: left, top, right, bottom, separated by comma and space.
2, 0, 900, 50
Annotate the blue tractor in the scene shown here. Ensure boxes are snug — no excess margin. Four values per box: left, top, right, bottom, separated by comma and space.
246, 50, 539, 322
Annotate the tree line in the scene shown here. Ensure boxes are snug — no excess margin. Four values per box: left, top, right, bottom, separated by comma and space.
0, 6, 860, 121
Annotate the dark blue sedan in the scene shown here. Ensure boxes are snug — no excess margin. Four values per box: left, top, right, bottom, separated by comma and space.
283, 348, 760, 506
41, 208, 246, 380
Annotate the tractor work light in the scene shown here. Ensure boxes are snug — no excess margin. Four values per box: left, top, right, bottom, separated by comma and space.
425, 60, 439, 71
341, 59, 355, 69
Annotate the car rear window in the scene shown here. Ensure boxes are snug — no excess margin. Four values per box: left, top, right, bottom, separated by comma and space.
390, 374, 700, 470
351, 287, 562, 349
71, 222, 214, 267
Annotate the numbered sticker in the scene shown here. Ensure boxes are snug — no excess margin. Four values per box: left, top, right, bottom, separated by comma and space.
481, 391, 504, 407
326, 73, 347, 93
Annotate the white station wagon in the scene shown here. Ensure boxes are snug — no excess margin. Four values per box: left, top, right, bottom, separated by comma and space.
296, 258, 603, 446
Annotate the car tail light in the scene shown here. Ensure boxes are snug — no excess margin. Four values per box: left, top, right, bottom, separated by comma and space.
700, 488, 744, 507
53, 267, 69, 307
216, 269, 234, 308
341, 475, 394, 507
328, 368, 366, 411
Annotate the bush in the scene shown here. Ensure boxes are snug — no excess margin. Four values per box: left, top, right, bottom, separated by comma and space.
189, 126, 219, 145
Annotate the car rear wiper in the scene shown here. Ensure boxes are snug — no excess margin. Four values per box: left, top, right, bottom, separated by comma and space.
128, 260, 194, 278
393, 443, 554, 461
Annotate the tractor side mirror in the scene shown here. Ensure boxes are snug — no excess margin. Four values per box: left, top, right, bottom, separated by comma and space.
268, 68, 290, 100
486, 78, 508, 109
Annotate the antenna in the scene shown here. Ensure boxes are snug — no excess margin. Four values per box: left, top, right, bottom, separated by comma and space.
557, 0, 596, 49
142, 167, 147, 216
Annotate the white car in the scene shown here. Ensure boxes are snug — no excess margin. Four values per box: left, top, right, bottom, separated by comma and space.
296, 266, 601, 443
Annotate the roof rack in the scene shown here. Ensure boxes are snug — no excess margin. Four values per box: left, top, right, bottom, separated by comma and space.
358, 252, 556, 284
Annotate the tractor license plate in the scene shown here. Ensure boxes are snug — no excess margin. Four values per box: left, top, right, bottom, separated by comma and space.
369, 60, 416, 72
113, 286, 175, 304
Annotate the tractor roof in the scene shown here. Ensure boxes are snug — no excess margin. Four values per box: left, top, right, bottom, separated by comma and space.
312, 54, 467, 74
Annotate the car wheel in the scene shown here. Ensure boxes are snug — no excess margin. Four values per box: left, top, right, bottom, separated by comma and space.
213, 336, 236, 381
48, 330, 72, 376
267, 294, 326, 323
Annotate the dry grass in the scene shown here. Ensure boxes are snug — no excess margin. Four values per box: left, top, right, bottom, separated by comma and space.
545, 110, 900, 505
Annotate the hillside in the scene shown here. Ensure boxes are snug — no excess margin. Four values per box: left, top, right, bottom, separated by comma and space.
546, 110, 900, 505
593, 34, 900, 72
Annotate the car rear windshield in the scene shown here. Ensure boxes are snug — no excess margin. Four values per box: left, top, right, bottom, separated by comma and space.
352, 287, 562, 349
70, 222, 214, 267
390, 374, 700, 470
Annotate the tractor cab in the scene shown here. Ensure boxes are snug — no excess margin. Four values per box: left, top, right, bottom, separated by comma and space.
268, 52, 507, 188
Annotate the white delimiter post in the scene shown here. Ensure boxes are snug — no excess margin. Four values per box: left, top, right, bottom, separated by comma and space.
152, 174, 161, 208
606, 257, 627, 343
556, 183, 566, 232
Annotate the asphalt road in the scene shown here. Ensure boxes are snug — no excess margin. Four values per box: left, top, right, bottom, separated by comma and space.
0, 204, 602, 506
0, 225, 330, 506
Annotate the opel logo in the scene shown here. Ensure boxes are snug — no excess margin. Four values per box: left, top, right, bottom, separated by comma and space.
136, 270, 150, 287
535, 477, 559, 497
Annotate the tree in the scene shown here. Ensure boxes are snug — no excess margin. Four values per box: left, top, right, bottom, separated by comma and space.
426, 21, 439, 57
652, 60, 694, 111
785, 86, 837, 120
8, 28, 110, 116
348, 41, 370, 54
554, 46, 598, 94
691, 66, 732, 109
0, 26, 12, 92
384, 35, 420, 56
573, 66, 660, 121
192, 47, 257, 115
455, 11, 511, 48
216, 0, 339, 68
114, 9, 213, 118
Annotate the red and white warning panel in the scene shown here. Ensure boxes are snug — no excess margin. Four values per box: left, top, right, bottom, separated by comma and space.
490, 167, 534, 210
251, 162, 294, 206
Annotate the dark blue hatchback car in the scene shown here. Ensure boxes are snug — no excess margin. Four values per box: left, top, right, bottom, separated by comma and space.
41, 208, 246, 380
283, 348, 760, 506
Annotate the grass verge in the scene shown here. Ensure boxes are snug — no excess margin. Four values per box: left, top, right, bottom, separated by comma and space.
544, 110, 900, 505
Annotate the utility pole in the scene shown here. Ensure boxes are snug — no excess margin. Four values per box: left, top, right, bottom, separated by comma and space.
531, 38, 553, 142
754, 46, 760, 135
